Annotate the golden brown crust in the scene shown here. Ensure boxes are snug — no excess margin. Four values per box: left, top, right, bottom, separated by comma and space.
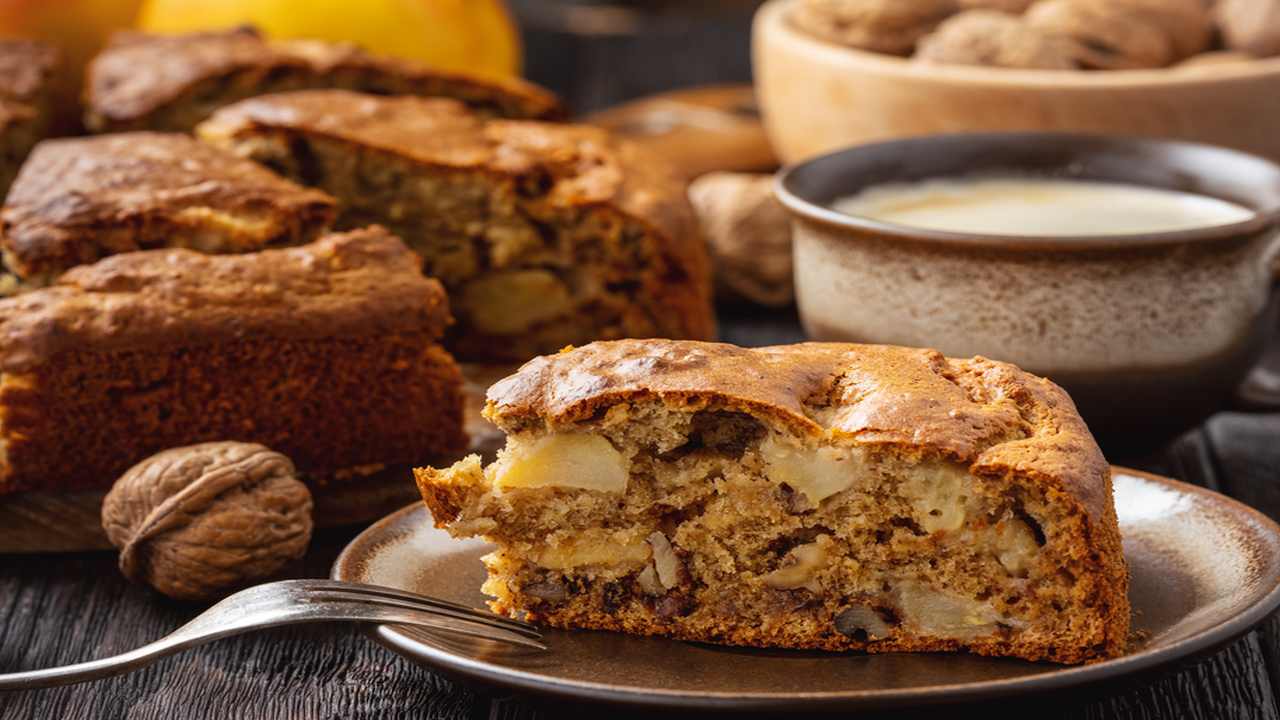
199, 91, 712, 298
198, 92, 716, 357
485, 339, 1115, 534
427, 339, 1128, 663
1, 132, 337, 281
0, 227, 449, 373
85, 27, 564, 131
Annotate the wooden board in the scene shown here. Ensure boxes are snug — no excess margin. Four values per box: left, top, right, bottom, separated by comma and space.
0, 364, 516, 555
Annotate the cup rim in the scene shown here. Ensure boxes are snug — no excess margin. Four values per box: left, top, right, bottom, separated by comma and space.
775, 132, 1280, 251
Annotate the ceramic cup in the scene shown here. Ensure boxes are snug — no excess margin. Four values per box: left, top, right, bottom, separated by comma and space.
775, 132, 1280, 448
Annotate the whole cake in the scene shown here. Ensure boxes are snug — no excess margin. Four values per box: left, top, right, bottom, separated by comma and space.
0, 227, 467, 495
84, 27, 564, 133
416, 340, 1129, 664
198, 91, 716, 361
0, 39, 58, 198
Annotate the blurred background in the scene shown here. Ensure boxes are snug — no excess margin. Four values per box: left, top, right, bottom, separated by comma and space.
0, 0, 765, 117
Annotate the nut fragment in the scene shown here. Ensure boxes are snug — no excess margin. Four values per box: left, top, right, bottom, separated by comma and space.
101, 442, 313, 601
647, 531, 684, 589
764, 538, 827, 591
835, 605, 894, 639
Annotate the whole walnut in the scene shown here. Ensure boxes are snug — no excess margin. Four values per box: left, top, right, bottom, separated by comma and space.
688, 172, 795, 307
790, 0, 958, 55
1216, 0, 1280, 57
102, 442, 314, 601
1024, 0, 1176, 68
1024, 0, 1211, 69
916, 10, 1092, 69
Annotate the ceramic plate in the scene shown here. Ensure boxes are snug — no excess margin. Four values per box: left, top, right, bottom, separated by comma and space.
331, 468, 1280, 711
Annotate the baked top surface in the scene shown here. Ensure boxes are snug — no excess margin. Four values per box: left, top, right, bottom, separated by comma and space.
0, 39, 58, 103
0, 226, 449, 372
1, 132, 335, 268
485, 338, 1113, 525
199, 90, 709, 282
86, 26, 562, 123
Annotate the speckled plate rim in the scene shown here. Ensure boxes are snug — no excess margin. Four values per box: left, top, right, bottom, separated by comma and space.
332, 467, 1280, 711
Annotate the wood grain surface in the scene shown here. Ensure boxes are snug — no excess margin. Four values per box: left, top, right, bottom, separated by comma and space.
2, 306, 1279, 720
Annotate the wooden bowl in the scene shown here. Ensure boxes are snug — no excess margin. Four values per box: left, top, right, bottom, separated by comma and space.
753, 0, 1280, 164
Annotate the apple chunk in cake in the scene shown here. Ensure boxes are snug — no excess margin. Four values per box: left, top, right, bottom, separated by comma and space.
416, 340, 1129, 664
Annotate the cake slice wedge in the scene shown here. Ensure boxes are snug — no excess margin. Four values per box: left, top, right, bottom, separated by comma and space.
0, 39, 58, 200
1, 132, 336, 286
197, 91, 714, 362
84, 27, 564, 133
0, 226, 466, 494
415, 339, 1129, 664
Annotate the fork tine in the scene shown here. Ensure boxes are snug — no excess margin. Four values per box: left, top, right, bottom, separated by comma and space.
298, 580, 537, 632
299, 599, 547, 650
309, 589, 543, 639
381, 609, 549, 650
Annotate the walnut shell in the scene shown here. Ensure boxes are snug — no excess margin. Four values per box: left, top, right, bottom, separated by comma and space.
791, 0, 958, 55
1216, 0, 1280, 57
102, 442, 314, 601
687, 172, 794, 307
916, 10, 1093, 69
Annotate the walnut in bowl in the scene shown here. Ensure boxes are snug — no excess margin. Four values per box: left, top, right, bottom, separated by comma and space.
755, 0, 1280, 163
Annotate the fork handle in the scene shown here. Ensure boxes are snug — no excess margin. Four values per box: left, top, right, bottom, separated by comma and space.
0, 627, 217, 690
0, 603, 540, 690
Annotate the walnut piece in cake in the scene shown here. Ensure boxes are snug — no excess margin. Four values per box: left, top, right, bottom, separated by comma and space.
0, 227, 467, 494
85, 26, 564, 133
198, 91, 715, 362
416, 340, 1129, 664
0, 132, 336, 286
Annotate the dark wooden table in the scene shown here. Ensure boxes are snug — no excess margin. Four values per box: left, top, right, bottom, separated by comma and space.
3, 305, 1280, 720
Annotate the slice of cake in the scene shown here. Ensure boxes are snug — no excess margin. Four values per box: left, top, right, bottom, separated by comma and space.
415, 340, 1129, 664
197, 91, 716, 362
0, 227, 467, 495
0, 132, 336, 286
0, 39, 58, 198
84, 27, 564, 133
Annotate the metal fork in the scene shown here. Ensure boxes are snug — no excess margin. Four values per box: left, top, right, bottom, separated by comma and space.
0, 579, 544, 690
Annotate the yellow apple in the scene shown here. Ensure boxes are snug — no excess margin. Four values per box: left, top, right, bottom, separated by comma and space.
136, 0, 521, 78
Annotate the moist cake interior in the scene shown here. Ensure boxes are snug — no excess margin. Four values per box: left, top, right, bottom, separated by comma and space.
227, 132, 681, 360
421, 398, 1121, 664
